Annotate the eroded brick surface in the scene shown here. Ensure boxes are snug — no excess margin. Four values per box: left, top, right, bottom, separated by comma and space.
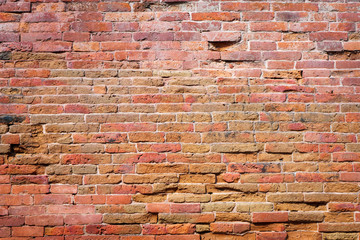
0, 0, 360, 238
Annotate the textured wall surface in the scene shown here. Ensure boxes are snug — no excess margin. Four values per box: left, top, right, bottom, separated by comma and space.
0, 0, 360, 239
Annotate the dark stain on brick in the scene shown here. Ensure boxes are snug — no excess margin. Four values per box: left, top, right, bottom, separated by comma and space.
0, 115, 26, 125
0, 52, 11, 60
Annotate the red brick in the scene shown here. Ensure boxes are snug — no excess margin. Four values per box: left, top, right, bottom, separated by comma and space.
74, 195, 106, 204
0, 176, 10, 184
26, 215, 63, 226
51, 185, 77, 194
8, 206, 45, 216
144, 144, 181, 153
171, 204, 201, 213
276, 12, 308, 21
340, 172, 360, 182
202, 32, 241, 42
0, 195, 32, 206
317, 42, 343, 52
353, 213, 360, 222
72, 22, 112, 32
343, 78, 360, 86
0, 206, 7, 216
10, 78, 42, 87
22, 32, 61, 41
33, 41, 72, 52
182, 22, 221, 32
289, 22, 328, 32
296, 61, 334, 69
334, 152, 360, 162
76, 12, 103, 22
250, 93, 286, 103
0, 105, 27, 114
0, 227, 10, 238
147, 203, 171, 213
233, 223, 251, 233
16, 69, 50, 78
1, 134, 20, 144
133, 32, 174, 41
252, 212, 289, 223
221, 2, 270, 11
319, 144, 345, 153
0, 216, 24, 226
157, 12, 190, 21
0, 13, 21, 22
250, 42, 276, 50
344, 42, 360, 51
210, 223, 233, 233
256, 232, 287, 240
64, 214, 102, 225
328, 203, 360, 212
47, 205, 94, 214
98, 3, 131, 12
142, 224, 167, 235
262, 52, 302, 61
337, 61, 360, 69
156, 235, 200, 240
86, 225, 141, 235
251, 22, 287, 31
310, 32, 348, 41
106, 195, 132, 204
296, 173, 338, 182
64, 104, 90, 114
272, 3, 318, 11
192, 12, 240, 21
122, 236, 154, 240
34, 195, 71, 205
221, 51, 261, 61
101, 42, 140, 51
338, 13, 360, 22
23, 12, 58, 22
63, 32, 90, 42
12, 226, 43, 237
166, 224, 196, 234
66, 236, 120, 240
12, 185, 49, 194
346, 113, 360, 122
113, 22, 139, 32
46, 225, 84, 235
243, 12, 274, 21
305, 133, 356, 143
0, 2, 30, 12
278, 41, 315, 51
330, 22, 355, 31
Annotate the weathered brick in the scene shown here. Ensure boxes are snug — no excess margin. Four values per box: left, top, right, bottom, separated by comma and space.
1, 1, 359, 238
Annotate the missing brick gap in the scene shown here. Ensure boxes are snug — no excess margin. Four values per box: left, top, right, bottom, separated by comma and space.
162, 0, 189, 5
133, 2, 158, 12
134, 0, 187, 12
9, 144, 23, 157
326, 50, 360, 58
208, 41, 241, 52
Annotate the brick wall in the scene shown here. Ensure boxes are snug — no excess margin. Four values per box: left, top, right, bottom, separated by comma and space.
0, 0, 360, 239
